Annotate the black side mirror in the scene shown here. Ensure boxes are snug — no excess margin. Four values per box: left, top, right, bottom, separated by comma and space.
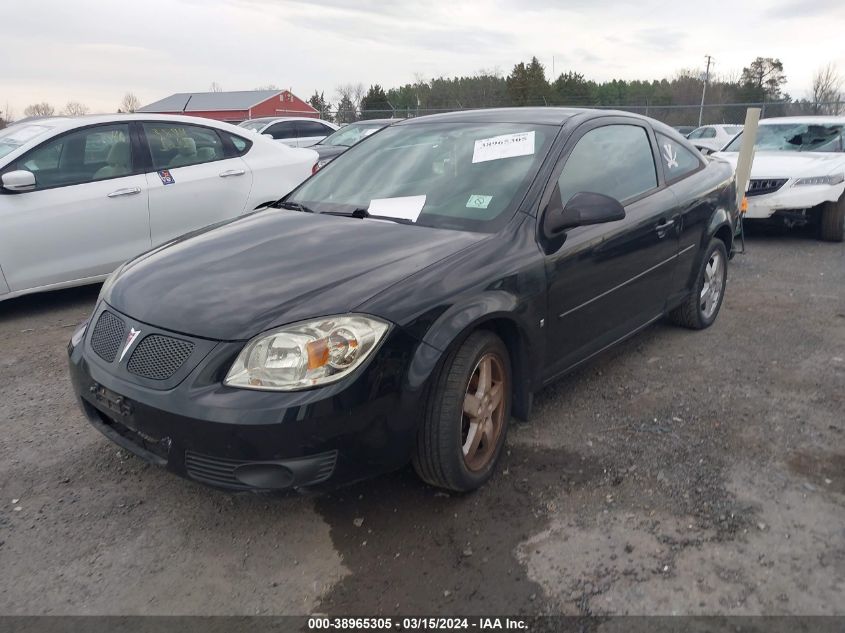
543, 188, 626, 238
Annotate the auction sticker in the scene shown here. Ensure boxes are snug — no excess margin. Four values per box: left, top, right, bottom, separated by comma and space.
158, 169, 175, 185
472, 131, 535, 163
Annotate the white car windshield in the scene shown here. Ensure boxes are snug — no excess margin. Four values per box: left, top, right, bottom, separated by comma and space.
238, 120, 270, 132
318, 122, 387, 147
0, 124, 55, 160
724, 123, 845, 153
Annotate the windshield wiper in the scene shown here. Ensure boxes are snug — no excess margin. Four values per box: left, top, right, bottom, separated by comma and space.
322, 208, 414, 225
276, 201, 315, 213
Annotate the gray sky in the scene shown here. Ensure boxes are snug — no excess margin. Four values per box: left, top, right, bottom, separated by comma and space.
3, 0, 844, 116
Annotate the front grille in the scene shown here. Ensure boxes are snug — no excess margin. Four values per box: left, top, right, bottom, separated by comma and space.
747, 178, 788, 197
184, 450, 338, 491
127, 335, 194, 380
90, 311, 126, 362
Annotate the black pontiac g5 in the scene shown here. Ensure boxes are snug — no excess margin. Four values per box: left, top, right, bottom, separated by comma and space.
68, 108, 738, 493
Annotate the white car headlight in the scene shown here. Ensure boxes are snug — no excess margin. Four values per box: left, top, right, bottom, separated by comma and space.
793, 174, 845, 186
315, 158, 333, 170
224, 315, 390, 391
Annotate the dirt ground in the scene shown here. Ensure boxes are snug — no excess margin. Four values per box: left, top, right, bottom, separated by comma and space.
1, 227, 843, 616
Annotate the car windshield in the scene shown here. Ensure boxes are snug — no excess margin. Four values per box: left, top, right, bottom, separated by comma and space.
722, 126, 742, 136
238, 120, 270, 132
723, 123, 845, 152
0, 123, 54, 160
318, 122, 388, 147
286, 122, 556, 233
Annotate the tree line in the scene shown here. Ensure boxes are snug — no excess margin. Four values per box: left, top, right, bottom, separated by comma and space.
306, 56, 843, 126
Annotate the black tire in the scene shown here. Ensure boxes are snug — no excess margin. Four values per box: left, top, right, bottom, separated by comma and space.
412, 331, 511, 492
669, 238, 728, 330
819, 195, 845, 242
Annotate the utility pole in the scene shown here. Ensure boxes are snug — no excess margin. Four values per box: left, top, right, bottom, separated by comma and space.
698, 55, 713, 127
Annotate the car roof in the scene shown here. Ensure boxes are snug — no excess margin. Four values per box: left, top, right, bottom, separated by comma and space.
245, 116, 332, 124
759, 116, 845, 125
14, 113, 255, 133
397, 107, 639, 126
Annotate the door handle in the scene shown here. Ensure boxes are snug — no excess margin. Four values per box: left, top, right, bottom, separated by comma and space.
219, 169, 246, 177
107, 187, 141, 198
655, 218, 675, 237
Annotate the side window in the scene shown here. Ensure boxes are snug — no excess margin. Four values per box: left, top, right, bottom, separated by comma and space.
557, 124, 657, 205
18, 124, 132, 190
224, 132, 251, 155
656, 134, 702, 181
700, 127, 717, 139
264, 122, 296, 140
142, 123, 226, 170
688, 128, 703, 139
296, 120, 333, 137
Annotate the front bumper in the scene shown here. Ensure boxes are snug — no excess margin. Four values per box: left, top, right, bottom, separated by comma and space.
68, 303, 427, 492
745, 182, 845, 219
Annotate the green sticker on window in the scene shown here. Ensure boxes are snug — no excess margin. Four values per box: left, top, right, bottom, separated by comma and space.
466, 194, 493, 209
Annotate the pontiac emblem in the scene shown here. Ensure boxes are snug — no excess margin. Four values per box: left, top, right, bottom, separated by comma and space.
119, 328, 141, 362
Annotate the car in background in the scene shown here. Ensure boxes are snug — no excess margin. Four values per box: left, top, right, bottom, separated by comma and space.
0, 114, 318, 301
714, 116, 845, 241
68, 108, 737, 494
687, 124, 743, 154
238, 117, 338, 147
674, 125, 696, 137
312, 119, 396, 170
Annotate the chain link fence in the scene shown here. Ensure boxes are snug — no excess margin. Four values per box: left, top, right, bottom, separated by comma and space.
314, 101, 844, 128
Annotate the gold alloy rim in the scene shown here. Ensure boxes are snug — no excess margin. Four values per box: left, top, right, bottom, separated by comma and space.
461, 353, 506, 471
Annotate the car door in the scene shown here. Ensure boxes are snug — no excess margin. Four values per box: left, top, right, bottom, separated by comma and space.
0, 122, 150, 292
140, 121, 254, 246
294, 120, 335, 147
262, 121, 298, 147
542, 119, 681, 378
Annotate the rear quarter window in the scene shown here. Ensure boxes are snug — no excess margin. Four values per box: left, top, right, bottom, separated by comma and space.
656, 133, 703, 182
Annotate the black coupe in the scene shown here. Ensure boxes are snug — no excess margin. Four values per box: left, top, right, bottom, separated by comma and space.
68, 108, 738, 493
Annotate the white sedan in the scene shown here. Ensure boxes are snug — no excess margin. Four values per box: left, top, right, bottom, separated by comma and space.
687, 124, 743, 154
237, 117, 338, 147
0, 114, 318, 301
714, 116, 845, 241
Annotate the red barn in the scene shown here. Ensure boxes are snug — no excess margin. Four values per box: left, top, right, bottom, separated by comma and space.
137, 90, 318, 124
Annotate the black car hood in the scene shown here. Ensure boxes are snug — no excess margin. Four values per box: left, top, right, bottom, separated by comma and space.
106, 209, 485, 341
313, 144, 348, 160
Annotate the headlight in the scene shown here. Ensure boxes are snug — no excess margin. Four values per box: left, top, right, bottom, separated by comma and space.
793, 174, 845, 186
315, 158, 333, 170
69, 319, 90, 349
224, 315, 390, 391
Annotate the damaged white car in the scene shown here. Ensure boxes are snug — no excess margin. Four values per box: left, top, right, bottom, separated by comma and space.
714, 116, 845, 241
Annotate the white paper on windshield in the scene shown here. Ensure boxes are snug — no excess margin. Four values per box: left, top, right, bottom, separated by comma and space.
368, 195, 427, 222
472, 131, 535, 164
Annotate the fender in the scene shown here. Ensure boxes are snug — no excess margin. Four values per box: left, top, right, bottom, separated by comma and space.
405, 290, 543, 421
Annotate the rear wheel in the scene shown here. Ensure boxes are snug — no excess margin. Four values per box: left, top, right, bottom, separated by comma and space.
669, 238, 728, 330
819, 194, 845, 242
412, 331, 511, 492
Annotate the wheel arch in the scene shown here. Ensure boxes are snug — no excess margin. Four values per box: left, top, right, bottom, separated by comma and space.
407, 293, 540, 422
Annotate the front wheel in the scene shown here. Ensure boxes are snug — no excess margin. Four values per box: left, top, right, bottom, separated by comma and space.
819, 195, 845, 242
412, 331, 511, 492
669, 238, 728, 330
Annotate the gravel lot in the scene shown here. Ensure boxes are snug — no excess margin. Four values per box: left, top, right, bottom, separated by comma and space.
1, 228, 843, 616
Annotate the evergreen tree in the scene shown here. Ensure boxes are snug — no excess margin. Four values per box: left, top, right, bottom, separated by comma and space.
360, 85, 392, 119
